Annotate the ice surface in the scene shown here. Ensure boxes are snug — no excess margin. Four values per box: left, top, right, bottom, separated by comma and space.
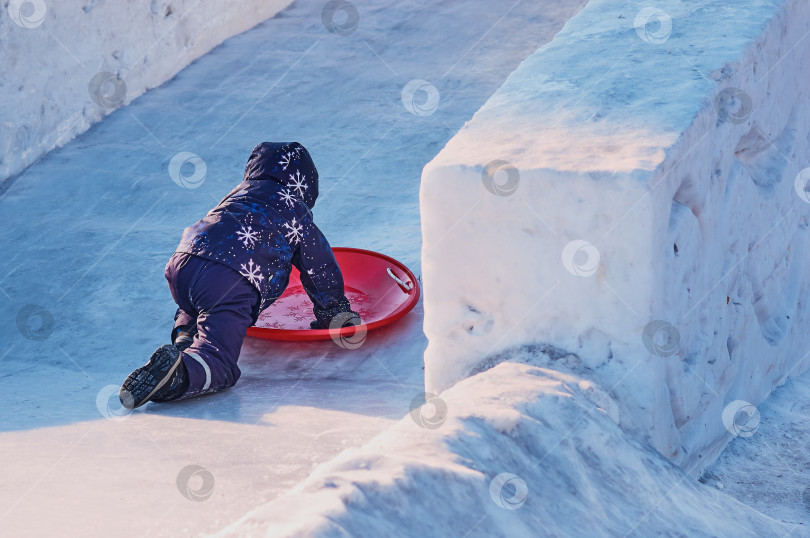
421, 0, 810, 472
0, 0, 584, 535
0, 0, 293, 183
217, 362, 799, 537
701, 363, 810, 531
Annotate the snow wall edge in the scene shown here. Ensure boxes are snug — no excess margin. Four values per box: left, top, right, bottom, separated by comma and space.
420, 0, 810, 474
0, 0, 294, 184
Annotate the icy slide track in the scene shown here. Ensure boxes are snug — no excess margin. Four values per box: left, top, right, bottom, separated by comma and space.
0, 0, 294, 183
0, 0, 588, 536
218, 1, 810, 536
423, 0, 810, 473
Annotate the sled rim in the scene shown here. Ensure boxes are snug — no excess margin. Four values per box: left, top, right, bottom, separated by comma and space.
246, 247, 420, 341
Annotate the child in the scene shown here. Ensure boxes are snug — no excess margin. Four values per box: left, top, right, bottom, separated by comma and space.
120, 142, 358, 409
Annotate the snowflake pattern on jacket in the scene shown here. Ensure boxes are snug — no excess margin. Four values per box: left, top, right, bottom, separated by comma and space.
175, 142, 348, 324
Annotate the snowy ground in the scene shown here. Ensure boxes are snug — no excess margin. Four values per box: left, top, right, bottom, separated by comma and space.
217, 362, 800, 537
701, 365, 810, 530
0, 0, 585, 536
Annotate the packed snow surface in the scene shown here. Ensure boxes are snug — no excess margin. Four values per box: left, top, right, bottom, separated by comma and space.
0, 0, 293, 183
701, 364, 810, 530
217, 362, 800, 537
421, 0, 810, 472
0, 0, 586, 536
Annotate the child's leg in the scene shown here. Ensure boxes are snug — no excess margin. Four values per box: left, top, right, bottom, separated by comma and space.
165, 253, 200, 348
120, 253, 256, 408
173, 306, 196, 329
176, 258, 259, 397
171, 307, 198, 349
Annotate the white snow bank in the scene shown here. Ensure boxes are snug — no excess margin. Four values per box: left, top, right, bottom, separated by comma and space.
0, 0, 292, 182
421, 0, 810, 472
215, 362, 796, 537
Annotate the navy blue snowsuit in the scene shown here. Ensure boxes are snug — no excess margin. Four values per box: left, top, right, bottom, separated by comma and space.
165, 142, 352, 397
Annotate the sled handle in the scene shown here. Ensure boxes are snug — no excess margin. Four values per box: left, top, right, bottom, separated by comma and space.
387, 267, 413, 292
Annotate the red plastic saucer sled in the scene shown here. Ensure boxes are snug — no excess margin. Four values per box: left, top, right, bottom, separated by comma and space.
246, 247, 420, 341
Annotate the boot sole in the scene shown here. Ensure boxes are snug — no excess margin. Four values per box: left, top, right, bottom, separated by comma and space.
120, 351, 184, 410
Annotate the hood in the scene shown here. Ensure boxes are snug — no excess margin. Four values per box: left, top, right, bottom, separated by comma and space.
243, 141, 319, 209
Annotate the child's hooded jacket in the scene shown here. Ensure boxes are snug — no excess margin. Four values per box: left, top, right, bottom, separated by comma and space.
175, 142, 347, 323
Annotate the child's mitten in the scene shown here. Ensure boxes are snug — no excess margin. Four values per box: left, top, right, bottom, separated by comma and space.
310, 297, 361, 330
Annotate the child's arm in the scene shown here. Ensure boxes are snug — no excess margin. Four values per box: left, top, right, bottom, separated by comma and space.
291, 215, 358, 328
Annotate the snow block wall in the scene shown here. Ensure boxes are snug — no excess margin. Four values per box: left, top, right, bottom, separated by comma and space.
0, 0, 293, 183
421, 0, 810, 472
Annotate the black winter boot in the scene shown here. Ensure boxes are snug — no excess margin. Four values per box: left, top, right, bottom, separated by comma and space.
120, 344, 190, 409
171, 324, 197, 351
